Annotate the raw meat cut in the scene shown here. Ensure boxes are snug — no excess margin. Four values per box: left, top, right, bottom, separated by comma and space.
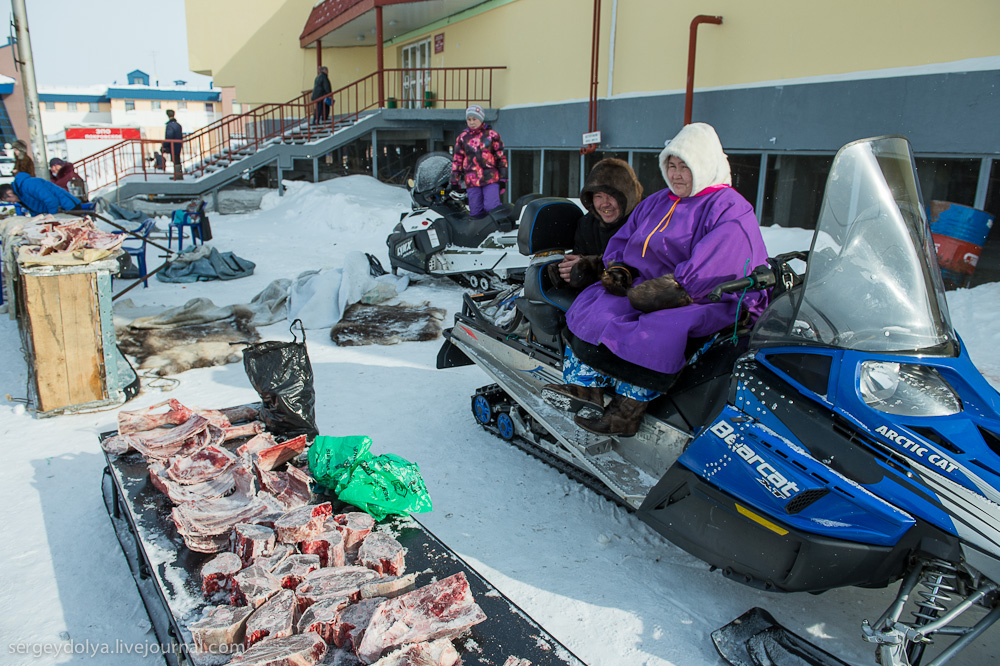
130, 414, 214, 461
258, 465, 312, 511
332, 597, 386, 651
360, 574, 417, 601
201, 551, 243, 596
255, 543, 294, 572
188, 604, 254, 655
369, 639, 460, 666
358, 533, 405, 576
300, 530, 345, 568
254, 433, 308, 472
228, 632, 327, 666
295, 566, 381, 612
333, 512, 375, 561
225, 421, 267, 441
233, 523, 277, 567
503, 658, 532, 666
238, 432, 278, 458
117, 400, 260, 434
356, 573, 487, 664
274, 503, 333, 543
148, 460, 236, 504
167, 445, 237, 485
271, 554, 321, 590
296, 596, 350, 644
172, 480, 284, 554
246, 589, 298, 646
232, 564, 282, 609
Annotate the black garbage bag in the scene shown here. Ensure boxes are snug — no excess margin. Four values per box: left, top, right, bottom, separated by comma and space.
242, 319, 318, 438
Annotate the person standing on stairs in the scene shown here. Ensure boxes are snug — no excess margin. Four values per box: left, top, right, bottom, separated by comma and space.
312, 66, 332, 125
162, 110, 184, 181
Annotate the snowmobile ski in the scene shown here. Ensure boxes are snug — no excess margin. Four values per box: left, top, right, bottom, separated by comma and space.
712, 607, 851, 666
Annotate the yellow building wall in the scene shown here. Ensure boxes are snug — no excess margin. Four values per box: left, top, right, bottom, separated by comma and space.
610, 0, 1000, 95
184, 0, 1000, 109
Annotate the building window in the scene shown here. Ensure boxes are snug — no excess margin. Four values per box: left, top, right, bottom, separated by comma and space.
204, 102, 214, 113
729, 154, 763, 211
66, 102, 77, 111
634, 152, 667, 198
152, 100, 161, 110
915, 157, 980, 208
89, 102, 100, 112
44, 101, 55, 110
125, 100, 135, 111
761, 154, 834, 229
543, 150, 582, 198
509, 150, 541, 203
177, 101, 187, 109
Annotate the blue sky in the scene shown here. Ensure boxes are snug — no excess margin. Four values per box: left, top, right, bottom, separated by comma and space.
24, 0, 213, 88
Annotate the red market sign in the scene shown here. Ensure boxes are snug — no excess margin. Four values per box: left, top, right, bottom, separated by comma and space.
66, 127, 141, 140
434, 33, 444, 54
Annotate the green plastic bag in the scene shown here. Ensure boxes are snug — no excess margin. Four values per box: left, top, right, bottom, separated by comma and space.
307, 435, 433, 521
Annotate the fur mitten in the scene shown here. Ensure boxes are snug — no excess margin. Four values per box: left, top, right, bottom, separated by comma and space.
568, 255, 604, 289
545, 261, 565, 287
627, 274, 692, 312
601, 263, 637, 296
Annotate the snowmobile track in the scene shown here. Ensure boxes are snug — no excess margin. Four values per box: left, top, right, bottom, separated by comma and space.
474, 384, 635, 512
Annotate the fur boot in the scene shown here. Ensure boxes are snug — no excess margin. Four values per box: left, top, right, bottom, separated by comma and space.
568, 254, 604, 289
541, 383, 606, 418
627, 274, 692, 313
574, 394, 649, 436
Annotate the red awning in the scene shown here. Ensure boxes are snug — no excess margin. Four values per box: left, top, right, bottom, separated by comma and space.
299, 0, 486, 48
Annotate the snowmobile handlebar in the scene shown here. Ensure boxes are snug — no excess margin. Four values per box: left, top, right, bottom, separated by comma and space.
707, 251, 808, 303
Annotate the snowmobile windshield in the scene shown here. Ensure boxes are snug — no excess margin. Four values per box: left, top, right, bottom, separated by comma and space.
413, 153, 453, 194
752, 136, 958, 355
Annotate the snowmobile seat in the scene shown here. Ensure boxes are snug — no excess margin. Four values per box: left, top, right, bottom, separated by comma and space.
517, 197, 586, 255
516, 258, 578, 341
441, 204, 518, 247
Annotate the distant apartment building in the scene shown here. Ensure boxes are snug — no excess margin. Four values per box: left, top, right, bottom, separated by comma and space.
40, 70, 222, 162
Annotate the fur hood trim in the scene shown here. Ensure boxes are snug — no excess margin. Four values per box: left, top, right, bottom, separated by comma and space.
580, 158, 643, 223
658, 123, 731, 197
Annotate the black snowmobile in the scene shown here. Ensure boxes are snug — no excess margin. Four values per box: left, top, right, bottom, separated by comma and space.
386, 152, 584, 291
436, 136, 1000, 666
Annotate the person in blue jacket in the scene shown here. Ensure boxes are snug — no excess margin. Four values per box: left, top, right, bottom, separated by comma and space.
0, 171, 81, 215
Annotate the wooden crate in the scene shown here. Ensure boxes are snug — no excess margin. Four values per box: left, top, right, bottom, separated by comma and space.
16, 255, 136, 416
21, 270, 106, 411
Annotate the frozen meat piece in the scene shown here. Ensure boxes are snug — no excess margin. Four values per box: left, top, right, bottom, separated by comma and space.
201, 551, 243, 597
296, 596, 350, 645
295, 566, 381, 613
233, 523, 277, 567
272, 554, 321, 590
245, 589, 298, 647
228, 632, 327, 665
369, 639, 460, 666
274, 502, 333, 543
188, 604, 254, 655
357, 533, 405, 576
301, 530, 346, 568
232, 564, 282, 609
356, 573, 486, 664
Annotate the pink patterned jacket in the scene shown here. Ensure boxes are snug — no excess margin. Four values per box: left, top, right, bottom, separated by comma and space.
450, 125, 508, 188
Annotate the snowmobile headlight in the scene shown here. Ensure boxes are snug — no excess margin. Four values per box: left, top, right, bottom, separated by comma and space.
859, 361, 962, 416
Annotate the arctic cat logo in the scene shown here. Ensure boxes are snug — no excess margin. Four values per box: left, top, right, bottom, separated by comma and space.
710, 421, 800, 499
875, 425, 959, 473
395, 238, 414, 257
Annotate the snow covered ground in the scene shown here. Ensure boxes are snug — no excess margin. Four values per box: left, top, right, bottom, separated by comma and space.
1, 176, 998, 665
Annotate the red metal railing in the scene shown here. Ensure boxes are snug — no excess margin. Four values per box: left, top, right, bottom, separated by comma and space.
73, 66, 505, 197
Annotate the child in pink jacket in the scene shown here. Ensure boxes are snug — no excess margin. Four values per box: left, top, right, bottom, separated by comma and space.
450, 105, 508, 218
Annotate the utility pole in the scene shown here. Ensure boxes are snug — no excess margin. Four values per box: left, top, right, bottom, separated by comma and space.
11, 0, 47, 177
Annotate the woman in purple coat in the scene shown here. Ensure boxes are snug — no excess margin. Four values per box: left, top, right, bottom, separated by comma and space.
543, 123, 769, 436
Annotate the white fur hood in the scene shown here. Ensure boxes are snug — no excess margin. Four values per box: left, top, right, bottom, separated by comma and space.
658, 122, 732, 196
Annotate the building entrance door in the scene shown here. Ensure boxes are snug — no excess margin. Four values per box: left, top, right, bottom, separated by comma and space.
400, 39, 432, 109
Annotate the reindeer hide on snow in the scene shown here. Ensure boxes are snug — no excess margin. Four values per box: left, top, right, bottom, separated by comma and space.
117, 308, 260, 376
330, 301, 446, 346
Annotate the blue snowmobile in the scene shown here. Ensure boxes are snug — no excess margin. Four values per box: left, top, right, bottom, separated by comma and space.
436, 136, 1000, 666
